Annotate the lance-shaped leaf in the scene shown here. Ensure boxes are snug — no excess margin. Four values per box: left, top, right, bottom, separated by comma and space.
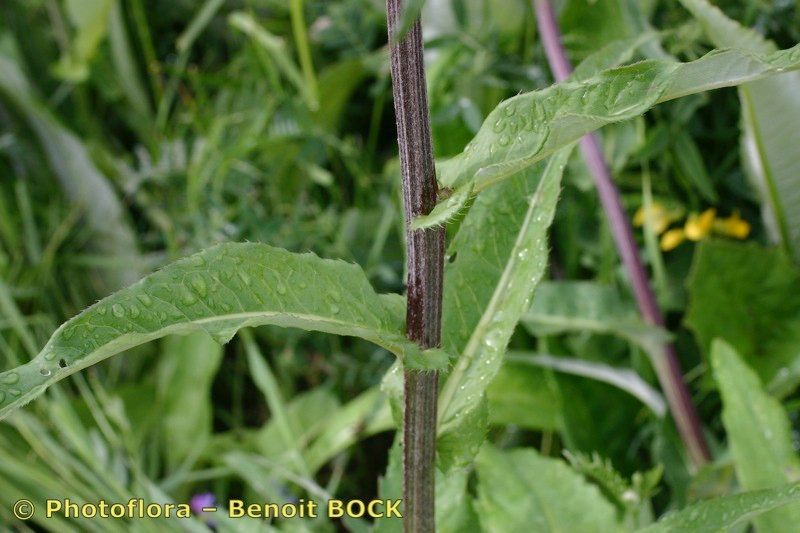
678, 0, 800, 261
436, 147, 573, 469
416, 42, 800, 228
711, 339, 800, 532
641, 483, 800, 533
0, 243, 410, 419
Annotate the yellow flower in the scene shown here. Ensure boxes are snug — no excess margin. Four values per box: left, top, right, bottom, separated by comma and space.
713, 210, 751, 239
633, 202, 681, 235
660, 228, 686, 251
684, 208, 716, 241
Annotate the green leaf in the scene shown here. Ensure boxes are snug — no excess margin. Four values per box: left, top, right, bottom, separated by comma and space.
711, 339, 800, 532
560, 0, 667, 61
441, 170, 545, 356
417, 42, 800, 228
53, 0, 114, 82
686, 241, 800, 394
228, 12, 314, 109
507, 352, 667, 417
304, 386, 393, 472
671, 130, 717, 202
475, 445, 621, 532
640, 483, 800, 533
157, 332, 223, 469
436, 147, 573, 468
570, 32, 658, 82
0, 243, 411, 420
404, 347, 452, 371
256, 387, 341, 464
678, 0, 800, 261
486, 361, 561, 431
566, 451, 662, 522
521, 281, 669, 350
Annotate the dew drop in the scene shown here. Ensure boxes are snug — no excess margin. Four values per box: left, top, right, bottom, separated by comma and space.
44, 350, 56, 361
9, 389, 20, 397
129, 306, 141, 319
2, 372, 19, 385
191, 276, 208, 297
498, 135, 510, 147
298, 281, 307, 289
329, 289, 342, 302
330, 304, 340, 314
112, 304, 125, 318
40, 368, 51, 377
237, 271, 251, 286
276, 283, 287, 295
97, 306, 107, 316
503, 104, 516, 117
492, 120, 506, 133
181, 291, 197, 305
517, 248, 529, 260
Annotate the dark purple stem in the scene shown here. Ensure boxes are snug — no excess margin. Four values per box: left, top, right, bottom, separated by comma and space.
386, 1, 444, 530
533, 0, 710, 467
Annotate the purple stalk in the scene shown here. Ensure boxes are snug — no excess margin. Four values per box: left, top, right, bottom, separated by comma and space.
386, 1, 445, 530
533, 0, 710, 467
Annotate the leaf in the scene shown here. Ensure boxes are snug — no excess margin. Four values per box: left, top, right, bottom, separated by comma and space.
678, 0, 800, 261
304, 386, 393, 472
228, 12, 314, 109
521, 281, 669, 351
507, 352, 667, 417
53, 0, 114, 82
671, 130, 717, 202
436, 147, 573, 468
711, 339, 800, 532
640, 483, 800, 533
685, 241, 800, 394
156, 332, 223, 469
107, 1, 153, 123
440, 170, 545, 356
418, 42, 800, 228
560, 0, 667, 61
565, 451, 662, 521
255, 387, 340, 461
570, 32, 659, 83
486, 360, 561, 431
0, 243, 411, 420
474, 445, 621, 533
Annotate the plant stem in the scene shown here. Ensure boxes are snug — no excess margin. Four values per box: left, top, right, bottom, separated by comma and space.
385, 1, 444, 531
533, 0, 710, 467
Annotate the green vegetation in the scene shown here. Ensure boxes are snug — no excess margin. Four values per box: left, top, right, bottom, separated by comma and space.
2, 0, 800, 531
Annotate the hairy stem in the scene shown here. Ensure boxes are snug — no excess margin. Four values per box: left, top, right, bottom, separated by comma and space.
385, 1, 444, 531
533, 0, 710, 467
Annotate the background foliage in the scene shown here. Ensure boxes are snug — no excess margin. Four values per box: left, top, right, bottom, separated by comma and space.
1, 0, 800, 531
